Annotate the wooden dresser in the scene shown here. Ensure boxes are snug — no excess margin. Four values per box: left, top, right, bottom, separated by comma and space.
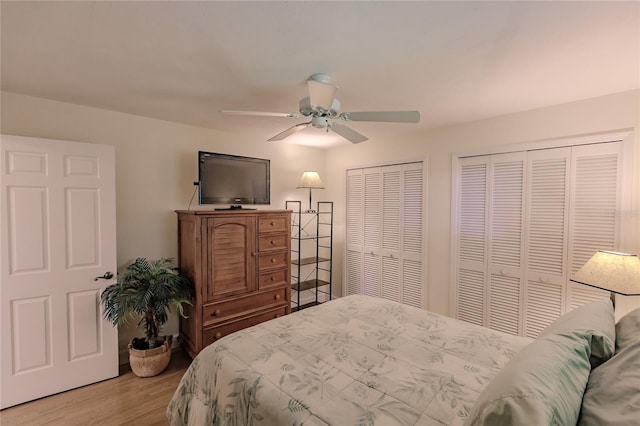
175, 209, 291, 357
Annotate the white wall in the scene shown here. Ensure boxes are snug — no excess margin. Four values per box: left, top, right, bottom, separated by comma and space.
2, 90, 638, 360
0, 91, 327, 362
325, 89, 640, 316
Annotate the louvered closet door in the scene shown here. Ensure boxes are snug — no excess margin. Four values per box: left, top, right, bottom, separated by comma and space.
381, 166, 402, 302
346, 170, 364, 295
567, 142, 622, 309
487, 153, 525, 335
346, 162, 425, 307
401, 163, 424, 307
363, 168, 382, 297
523, 148, 571, 338
456, 156, 489, 327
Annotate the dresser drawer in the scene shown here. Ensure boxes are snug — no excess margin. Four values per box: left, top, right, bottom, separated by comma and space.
258, 251, 288, 271
258, 215, 288, 233
258, 269, 288, 289
258, 233, 288, 252
203, 306, 287, 346
203, 287, 287, 325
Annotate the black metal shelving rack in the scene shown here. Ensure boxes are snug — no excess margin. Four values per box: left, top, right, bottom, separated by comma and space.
285, 200, 333, 311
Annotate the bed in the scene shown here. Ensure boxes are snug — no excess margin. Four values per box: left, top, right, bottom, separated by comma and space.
167, 294, 639, 426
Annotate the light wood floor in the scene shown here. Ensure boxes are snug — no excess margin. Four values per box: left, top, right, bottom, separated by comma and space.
0, 350, 192, 426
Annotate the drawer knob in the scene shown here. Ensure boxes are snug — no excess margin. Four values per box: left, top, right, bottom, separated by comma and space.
271, 258, 276, 263
270, 240, 275, 245
212, 309, 221, 317
215, 332, 222, 339
270, 221, 275, 226
270, 276, 275, 281
274, 294, 281, 300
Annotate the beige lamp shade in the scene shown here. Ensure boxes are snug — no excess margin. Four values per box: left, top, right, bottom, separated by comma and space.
297, 171, 324, 189
570, 250, 640, 296
296, 171, 324, 212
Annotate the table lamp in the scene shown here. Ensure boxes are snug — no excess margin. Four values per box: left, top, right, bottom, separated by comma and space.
297, 171, 324, 213
570, 250, 640, 305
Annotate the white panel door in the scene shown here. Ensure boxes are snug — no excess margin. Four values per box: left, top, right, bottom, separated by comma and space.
0, 134, 118, 409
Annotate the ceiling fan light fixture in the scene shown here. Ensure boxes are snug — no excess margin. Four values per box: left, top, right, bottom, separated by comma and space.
311, 116, 328, 128
222, 73, 420, 144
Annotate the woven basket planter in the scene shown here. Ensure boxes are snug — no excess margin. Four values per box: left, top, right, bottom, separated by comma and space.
128, 336, 172, 377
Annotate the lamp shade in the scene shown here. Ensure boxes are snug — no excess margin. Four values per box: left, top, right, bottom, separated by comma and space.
297, 171, 324, 189
570, 250, 640, 296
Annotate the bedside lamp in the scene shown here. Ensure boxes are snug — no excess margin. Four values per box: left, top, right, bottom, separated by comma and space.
297, 171, 324, 213
570, 250, 640, 305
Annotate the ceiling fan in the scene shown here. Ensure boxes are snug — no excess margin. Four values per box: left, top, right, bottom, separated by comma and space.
221, 73, 420, 144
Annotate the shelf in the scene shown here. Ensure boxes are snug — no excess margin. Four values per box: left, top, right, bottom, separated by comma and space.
292, 279, 330, 292
292, 235, 331, 241
292, 257, 330, 266
292, 301, 323, 312
286, 200, 333, 311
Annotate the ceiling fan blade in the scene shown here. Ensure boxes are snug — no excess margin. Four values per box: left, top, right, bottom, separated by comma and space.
339, 111, 420, 123
307, 80, 338, 112
330, 124, 368, 144
267, 122, 311, 141
221, 110, 300, 118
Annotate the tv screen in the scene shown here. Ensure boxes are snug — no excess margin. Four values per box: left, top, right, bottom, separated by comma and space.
198, 151, 270, 205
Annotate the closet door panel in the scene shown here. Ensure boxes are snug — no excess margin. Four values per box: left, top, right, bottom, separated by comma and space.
345, 170, 364, 296
525, 279, 563, 338
401, 163, 424, 307
523, 148, 570, 336
364, 168, 382, 252
488, 273, 521, 335
402, 259, 423, 308
524, 148, 570, 278
362, 169, 381, 295
381, 255, 400, 302
363, 252, 380, 297
487, 153, 525, 335
402, 163, 424, 259
456, 157, 489, 326
489, 154, 525, 271
382, 166, 401, 254
458, 268, 485, 326
346, 250, 363, 296
380, 166, 401, 302
567, 142, 622, 309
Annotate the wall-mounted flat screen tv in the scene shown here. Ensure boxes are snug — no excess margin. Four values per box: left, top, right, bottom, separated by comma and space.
198, 151, 270, 205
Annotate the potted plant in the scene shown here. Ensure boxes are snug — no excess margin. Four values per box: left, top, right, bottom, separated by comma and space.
100, 257, 193, 377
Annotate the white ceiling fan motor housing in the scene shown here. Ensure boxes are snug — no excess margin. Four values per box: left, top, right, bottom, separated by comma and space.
299, 97, 341, 118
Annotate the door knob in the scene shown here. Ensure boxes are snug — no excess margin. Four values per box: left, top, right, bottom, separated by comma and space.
94, 272, 114, 281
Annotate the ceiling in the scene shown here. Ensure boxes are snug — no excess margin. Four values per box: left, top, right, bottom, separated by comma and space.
1, 1, 638, 148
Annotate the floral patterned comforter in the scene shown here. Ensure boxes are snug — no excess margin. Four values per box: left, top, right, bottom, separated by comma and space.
167, 295, 531, 425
